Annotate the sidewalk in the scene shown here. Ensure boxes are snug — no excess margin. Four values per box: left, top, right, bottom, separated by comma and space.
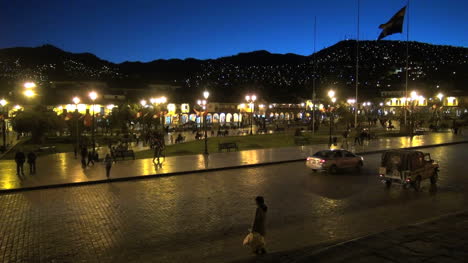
0, 132, 466, 193
238, 211, 468, 263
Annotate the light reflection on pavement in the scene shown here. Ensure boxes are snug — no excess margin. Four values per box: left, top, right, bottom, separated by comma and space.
0, 143, 468, 262
0, 133, 465, 191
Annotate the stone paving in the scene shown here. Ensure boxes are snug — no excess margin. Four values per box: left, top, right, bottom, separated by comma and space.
1, 143, 468, 263
239, 211, 468, 263
0, 132, 466, 191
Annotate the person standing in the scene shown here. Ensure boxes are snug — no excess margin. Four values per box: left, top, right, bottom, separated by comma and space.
15, 150, 26, 176
27, 151, 37, 174
251, 196, 268, 255
104, 154, 112, 178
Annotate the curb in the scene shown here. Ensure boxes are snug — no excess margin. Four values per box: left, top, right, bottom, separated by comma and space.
284, 209, 468, 262
1, 140, 467, 194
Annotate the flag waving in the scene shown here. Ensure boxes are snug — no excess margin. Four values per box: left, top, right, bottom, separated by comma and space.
377, 6, 406, 40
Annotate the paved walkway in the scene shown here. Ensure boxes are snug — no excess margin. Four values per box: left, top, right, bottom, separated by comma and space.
0, 132, 466, 192
238, 211, 468, 263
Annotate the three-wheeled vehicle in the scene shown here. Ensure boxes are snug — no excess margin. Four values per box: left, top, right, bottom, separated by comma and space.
379, 150, 439, 191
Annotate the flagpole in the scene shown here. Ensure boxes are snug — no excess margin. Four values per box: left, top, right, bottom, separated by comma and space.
355, 0, 360, 128
312, 16, 317, 134
404, 0, 410, 127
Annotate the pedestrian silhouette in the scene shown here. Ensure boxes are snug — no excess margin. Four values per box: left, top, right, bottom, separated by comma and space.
244, 196, 268, 255
80, 147, 88, 168
14, 150, 26, 176
87, 150, 95, 166
104, 154, 112, 178
27, 151, 37, 174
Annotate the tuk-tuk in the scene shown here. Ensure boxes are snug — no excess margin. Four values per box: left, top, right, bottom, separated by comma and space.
379, 150, 439, 191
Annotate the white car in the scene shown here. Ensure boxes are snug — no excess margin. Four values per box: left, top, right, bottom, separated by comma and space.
306, 149, 364, 173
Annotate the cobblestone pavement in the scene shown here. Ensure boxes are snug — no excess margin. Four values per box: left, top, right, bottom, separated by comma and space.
1, 144, 468, 262
235, 211, 468, 263
0, 133, 466, 191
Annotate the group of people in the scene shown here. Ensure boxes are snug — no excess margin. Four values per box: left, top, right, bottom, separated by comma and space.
79, 146, 98, 168
341, 127, 372, 149
14, 150, 37, 176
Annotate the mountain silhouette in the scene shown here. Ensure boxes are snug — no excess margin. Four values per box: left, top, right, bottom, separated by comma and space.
0, 40, 466, 102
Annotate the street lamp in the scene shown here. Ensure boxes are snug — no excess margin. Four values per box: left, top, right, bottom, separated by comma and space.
203, 91, 210, 155
72, 97, 81, 155
245, 94, 257, 135
88, 91, 98, 152
436, 93, 444, 101
409, 91, 419, 137
0, 99, 8, 150
140, 99, 147, 107
327, 90, 336, 148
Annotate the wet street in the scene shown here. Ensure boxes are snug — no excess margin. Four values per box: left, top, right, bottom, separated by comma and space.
1, 144, 468, 263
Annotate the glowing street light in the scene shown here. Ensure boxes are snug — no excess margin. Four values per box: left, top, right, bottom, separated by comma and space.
23, 82, 36, 89
73, 97, 80, 105
89, 91, 98, 101
0, 99, 7, 107
331, 97, 337, 103
23, 89, 35, 98
328, 90, 335, 99
436, 93, 444, 101
203, 91, 210, 100
140, 99, 147, 107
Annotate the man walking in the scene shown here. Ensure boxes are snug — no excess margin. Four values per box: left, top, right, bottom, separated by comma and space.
27, 151, 37, 174
80, 146, 88, 168
87, 150, 95, 166
342, 128, 349, 149
14, 150, 26, 176
104, 154, 112, 178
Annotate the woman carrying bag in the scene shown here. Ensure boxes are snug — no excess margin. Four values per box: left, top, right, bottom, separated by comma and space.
243, 196, 268, 255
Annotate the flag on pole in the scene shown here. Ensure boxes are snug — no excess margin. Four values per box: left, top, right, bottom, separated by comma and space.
377, 6, 406, 40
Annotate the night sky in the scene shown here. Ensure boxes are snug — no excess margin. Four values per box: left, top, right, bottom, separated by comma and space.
1, 0, 467, 63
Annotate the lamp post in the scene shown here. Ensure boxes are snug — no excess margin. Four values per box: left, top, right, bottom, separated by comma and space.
89, 91, 97, 153
245, 94, 257, 135
0, 99, 7, 150
73, 97, 80, 152
327, 90, 336, 148
203, 91, 209, 155
409, 91, 419, 137
160, 96, 167, 133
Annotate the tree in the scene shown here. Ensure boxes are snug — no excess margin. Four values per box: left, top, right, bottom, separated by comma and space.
11, 106, 66, 143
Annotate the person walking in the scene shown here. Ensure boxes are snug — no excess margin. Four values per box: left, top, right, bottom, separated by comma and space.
27, 151, 37, 174
14, 150, 26, 176
246, 196, 268, 255
342, 128, 349, 149
80, 147, 88, 168
104, 154, 112, 178
87, 150, 95, 166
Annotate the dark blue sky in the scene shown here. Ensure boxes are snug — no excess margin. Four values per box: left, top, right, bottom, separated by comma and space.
1, 0, 467, 63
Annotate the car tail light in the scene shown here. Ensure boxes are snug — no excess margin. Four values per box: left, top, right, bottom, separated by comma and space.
320, 159, 326, 163
379, 174, 383, 177
307, 157, 312, 161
